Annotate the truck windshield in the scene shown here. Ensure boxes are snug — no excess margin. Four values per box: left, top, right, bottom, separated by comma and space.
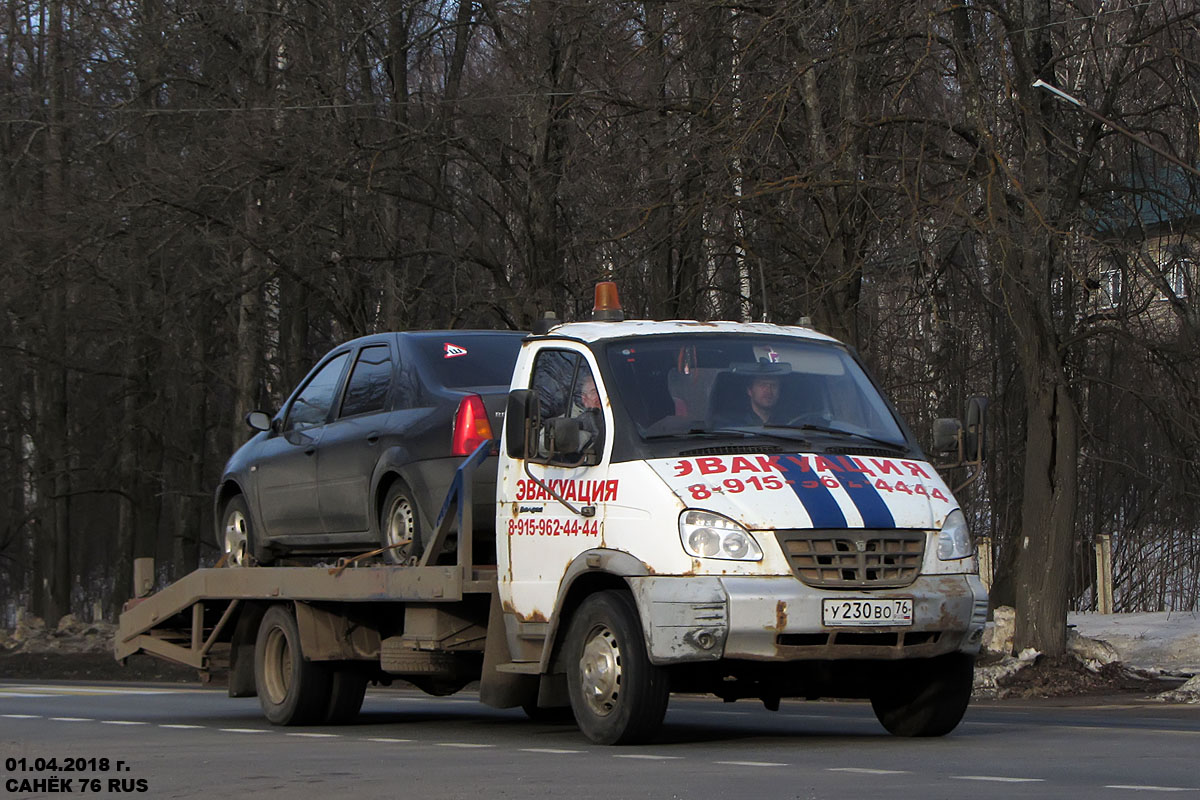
602, 334, 907, 447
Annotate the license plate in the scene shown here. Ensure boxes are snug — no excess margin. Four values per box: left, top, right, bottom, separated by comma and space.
822, 598, 913, 627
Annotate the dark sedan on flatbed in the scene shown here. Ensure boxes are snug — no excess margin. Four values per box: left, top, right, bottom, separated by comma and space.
215, 330, 526, 566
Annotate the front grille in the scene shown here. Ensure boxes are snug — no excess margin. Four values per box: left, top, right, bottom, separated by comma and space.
776, 529, 926, 588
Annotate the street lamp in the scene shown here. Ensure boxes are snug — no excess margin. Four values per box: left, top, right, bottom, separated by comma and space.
1033, 78, 1200, 181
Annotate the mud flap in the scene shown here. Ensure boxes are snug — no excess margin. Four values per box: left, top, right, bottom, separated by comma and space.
478, 588, 537, 708
228, 603, 265, 698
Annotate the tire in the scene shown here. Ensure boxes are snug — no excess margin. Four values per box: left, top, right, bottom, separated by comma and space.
254, 605, 332, 725
219, 495, 258, 567
380, 483, 423, 565
324, 666, 368, 724
564, 591, 669, 745
870, 653, 975, 737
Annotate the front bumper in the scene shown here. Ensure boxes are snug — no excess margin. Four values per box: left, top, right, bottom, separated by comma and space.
628, 574, 988, 666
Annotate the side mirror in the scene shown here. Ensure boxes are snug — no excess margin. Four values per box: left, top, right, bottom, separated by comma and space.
547, 416, 587, 456
506, 389, 537, 459
965, 396, 988, 462
932, 418, 962, 454
246, 411, 272, 432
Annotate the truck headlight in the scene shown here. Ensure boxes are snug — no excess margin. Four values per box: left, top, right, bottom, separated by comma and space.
679, 510, 763, 561
936, 509, 974, 560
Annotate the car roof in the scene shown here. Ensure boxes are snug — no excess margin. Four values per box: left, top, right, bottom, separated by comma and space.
333, 330, 528, 349
540, 319, 840, 345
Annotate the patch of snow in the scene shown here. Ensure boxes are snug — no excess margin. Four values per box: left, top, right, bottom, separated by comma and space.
974, 647, 1041, 697
1068, 611, 1200, 675
1155, 674, 1200, 703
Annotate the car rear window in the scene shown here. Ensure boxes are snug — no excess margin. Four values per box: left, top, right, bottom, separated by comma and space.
412, 334, 525, 389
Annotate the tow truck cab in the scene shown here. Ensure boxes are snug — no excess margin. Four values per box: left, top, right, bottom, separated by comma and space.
497, 285, 988, 743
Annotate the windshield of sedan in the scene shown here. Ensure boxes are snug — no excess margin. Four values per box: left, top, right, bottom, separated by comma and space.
602, 334, 907, 447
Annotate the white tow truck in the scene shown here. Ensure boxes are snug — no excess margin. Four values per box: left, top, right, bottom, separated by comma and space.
117, 283, 988, 744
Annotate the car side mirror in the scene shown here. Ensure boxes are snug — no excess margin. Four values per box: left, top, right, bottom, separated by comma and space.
246, 411, 272, 432
932, 418, 961, 454
506, 389, 537, 459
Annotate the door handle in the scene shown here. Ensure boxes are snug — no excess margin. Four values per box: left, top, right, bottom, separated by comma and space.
304, 447, 317, 456
366, 433, 380, 445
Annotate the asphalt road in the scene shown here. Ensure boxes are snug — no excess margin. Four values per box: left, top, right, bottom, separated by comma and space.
2, 681, 1198, 799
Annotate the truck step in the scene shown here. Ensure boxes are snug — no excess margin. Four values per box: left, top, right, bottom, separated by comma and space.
494, 662, 540, 675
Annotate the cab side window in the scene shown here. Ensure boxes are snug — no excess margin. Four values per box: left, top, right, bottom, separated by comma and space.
285, 352, 350, 432
339, 345, 393, 418
530, 349, 604, 461
530, 350, 579, 418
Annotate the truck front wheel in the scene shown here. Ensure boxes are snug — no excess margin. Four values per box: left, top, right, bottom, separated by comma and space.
870, 653, 975, 737
565, 591, 669, 745
255, 605, 332, 725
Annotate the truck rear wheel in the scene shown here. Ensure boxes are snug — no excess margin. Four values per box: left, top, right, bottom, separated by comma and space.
870, 653, 975, 737
255, 605, 332, 725
565, 591, 669, 745
324, 666, 368, 724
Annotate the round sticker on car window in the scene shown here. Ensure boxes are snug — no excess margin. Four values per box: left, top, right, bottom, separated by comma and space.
444, 343, 468, 358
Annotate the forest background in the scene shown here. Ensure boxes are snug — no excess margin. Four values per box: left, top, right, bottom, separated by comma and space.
3, 0, 1199, 656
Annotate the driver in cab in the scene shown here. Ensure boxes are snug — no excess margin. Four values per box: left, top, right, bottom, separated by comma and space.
727, 374, 790, 426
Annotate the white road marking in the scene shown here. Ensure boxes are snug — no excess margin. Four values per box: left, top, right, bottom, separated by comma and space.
971, 721, 1200, 737
953, 776, 1044, 783
286, 733, 340, 738
101, 720, 148, 726
0, 692, 54, 698
1, 685, 197, 696
218, 727, 269, 734
828, 768, 910, 775
2, 714, 43, 719
366, 737, 413, 743
49, 717, 93, 722
1104, 787, 1197, 793
520, 748, 582, 755
613, 754, 684, 761
435, 743, 495, 748
718, 761, 787, 767
159, 724, 203, 729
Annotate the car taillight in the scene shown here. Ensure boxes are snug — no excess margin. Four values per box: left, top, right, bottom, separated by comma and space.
452, 394, 494, 456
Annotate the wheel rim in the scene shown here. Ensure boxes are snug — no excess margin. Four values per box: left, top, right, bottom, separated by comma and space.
579, 624, 622, 717
223, 509, 249, 566
385, 496, 416, 559
262, 626, 292, 706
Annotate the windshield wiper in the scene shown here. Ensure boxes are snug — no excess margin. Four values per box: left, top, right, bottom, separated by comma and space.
642, 426, 756, 440
644, 425, 814, 447
767, 423, 907, 451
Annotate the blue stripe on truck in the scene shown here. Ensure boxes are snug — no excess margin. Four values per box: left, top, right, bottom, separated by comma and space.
777, 458, 847, 528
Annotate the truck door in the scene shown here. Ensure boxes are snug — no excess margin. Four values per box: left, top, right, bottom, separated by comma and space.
499, 347, 611, 624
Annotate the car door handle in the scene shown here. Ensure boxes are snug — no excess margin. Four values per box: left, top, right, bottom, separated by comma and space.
366, 433, 380, 445
304, 447, 317, 456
